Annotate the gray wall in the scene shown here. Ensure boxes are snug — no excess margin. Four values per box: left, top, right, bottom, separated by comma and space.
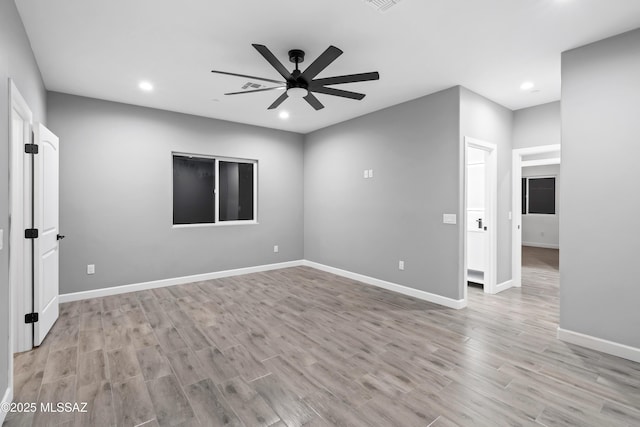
513, 101, 561, 149
561, 28, 640, 348
304, 88, 462, 300
0, 0, 47, 401
522, 164, 560, 248
459, 87, 514, 287
47, 92, 304, 294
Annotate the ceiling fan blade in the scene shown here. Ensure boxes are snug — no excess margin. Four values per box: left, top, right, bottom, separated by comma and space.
304, 92, 325, 110
252, 44, 293, 81
225, 86, 286, 96
312, 72, 380, 86
301, 46, 343, 81
311, 86, 366, 100
267, 92, 289, 110
211, 70, 286, 85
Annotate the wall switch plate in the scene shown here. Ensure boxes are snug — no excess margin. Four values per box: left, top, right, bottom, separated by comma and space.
0, 229, 3, 250
508, 211, 512, 220
274, 245, 279, 253
87, 264, 95, 275
363, 170, 369, 178
368, 169, 374, 178
399, 260, 405, 270
443, 214, 457, 224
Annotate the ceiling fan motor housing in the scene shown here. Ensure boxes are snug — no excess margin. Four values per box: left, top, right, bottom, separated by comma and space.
288, 49, 305, 64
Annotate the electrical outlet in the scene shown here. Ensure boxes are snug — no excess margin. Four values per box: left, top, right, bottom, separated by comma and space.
368, 169, 374, 178
399, 260, 405, 271
87, 264, 95, 275
363, 170, 369, 179
274, 245, 279, 253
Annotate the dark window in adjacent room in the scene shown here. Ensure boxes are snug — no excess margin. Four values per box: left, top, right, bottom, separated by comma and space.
522, 177, 556, 215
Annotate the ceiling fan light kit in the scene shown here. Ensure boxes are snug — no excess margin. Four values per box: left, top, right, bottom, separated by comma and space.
212, 44, 380, 111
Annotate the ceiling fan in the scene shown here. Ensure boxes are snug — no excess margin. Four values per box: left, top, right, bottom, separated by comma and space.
211, 44, 380, 111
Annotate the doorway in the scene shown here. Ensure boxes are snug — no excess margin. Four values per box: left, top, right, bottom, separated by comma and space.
463, 137, 497, 301
512, 144, 561, 287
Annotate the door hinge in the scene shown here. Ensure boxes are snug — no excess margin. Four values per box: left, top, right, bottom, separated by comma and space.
25, 143, 39, 154
24, 228, 39, 239
25, 313, 39, 324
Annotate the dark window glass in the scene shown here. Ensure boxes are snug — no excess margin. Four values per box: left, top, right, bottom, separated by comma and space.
173, 156, 215, 224
219, 161, 254, 221
528, 177, 555, 214
522, 178, 527, 215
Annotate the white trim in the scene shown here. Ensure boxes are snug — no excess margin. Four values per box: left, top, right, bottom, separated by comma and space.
60, 260, 467, 310
303, 260, 467, 309
9, 79, 34, 357
463, 137, 498, 300
59, 260, 304, 302
522, 242, 559, 249
558, 327, 640, 364
512, 144, 561, 288
172, 221, 259, 229
1, 386, 13, 425
522, 157, 561, 167
487, 279, 513, 294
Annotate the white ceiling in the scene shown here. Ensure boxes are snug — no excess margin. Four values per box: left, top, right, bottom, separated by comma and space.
15, 0, 640, 134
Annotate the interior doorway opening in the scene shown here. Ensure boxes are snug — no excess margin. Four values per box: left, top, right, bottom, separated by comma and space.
512, 144, 561, 288
463, 137, 497, 303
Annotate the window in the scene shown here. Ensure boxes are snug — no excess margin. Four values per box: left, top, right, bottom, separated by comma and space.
173, 153, 257, 225
522, 177, 555, 215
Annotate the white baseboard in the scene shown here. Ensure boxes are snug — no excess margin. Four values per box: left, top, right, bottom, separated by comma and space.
1, 386, 13, 425
557, 327, 640, 363
59, 260, 304, 303
303, 260, 466, 309
485, 279, 513, 294
523, 242, 559, 249
59, 259, 466, 310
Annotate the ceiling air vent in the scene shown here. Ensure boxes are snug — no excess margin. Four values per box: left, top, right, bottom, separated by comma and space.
362, 0, 403, 12
242, 82, 264, 90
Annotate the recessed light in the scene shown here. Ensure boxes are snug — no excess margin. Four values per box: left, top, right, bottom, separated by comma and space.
138, 81, 154, 92
520, 81, 535, 91
279, 111, 290, 120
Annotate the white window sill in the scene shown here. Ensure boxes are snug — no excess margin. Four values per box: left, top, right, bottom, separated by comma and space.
172, 220, 259, 229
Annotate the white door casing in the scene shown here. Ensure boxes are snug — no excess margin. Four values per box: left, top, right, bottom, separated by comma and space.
9, 80, 33, 355
33, 124, 60, 346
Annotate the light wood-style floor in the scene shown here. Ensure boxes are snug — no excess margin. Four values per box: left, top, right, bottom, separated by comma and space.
4, 247, 640, 426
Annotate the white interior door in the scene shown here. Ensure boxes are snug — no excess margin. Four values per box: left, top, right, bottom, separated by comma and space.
33, 123, 60, 346
466, 148, 486, 280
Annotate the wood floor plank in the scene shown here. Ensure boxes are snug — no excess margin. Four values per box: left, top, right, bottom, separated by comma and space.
75, 380, 114, 427
136, 345, 173, 381
146, 375, 196, 426
112, 375, 156, 427
220, 377, 281, 427
183, 378, 243, 427
108, 346, 143, 383
42, 346, 77, 383
252, 374, 317, 427
165, 348, 207, 386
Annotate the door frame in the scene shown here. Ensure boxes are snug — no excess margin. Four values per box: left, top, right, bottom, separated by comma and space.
9, 80, 34, 361
511, 144, 561, 287
463, 137, 497, 302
